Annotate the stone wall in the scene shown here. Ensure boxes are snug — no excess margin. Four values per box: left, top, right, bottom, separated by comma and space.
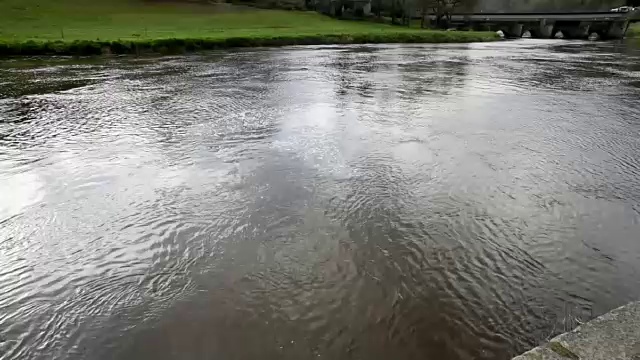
512, 301, 640, 360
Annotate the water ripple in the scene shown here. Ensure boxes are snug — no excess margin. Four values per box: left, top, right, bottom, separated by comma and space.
1, 41, 640, 360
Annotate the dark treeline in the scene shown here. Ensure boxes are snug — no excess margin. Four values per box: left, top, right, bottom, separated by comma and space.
234, 0, 629, 12
235, 0, 629, 20
472, 0, 626, 12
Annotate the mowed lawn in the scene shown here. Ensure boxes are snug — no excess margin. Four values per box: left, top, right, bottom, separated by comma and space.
1, 0, 467, 42
628, 22, 640, 37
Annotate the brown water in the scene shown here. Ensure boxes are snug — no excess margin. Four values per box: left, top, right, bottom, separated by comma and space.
1, 40, 640, 360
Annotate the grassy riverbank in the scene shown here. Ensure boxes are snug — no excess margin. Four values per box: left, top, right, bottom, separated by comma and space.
0, 0, 498, 56
628, 23, 640, 37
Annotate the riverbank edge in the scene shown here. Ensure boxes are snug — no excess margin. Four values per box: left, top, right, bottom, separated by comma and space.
512, 301, 640, 360
0, 32, 500, 57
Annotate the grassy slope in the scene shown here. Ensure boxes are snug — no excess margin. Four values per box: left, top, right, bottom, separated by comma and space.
628, 22, 640, 37
0, 0, 498, 55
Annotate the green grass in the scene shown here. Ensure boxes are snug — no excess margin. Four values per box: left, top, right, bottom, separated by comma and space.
548, 342, 580, 360
628, 22, 640, 37
0, 0, 498, 56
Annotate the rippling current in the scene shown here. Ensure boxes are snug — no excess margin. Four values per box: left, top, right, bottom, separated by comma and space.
1, 40, 640, 360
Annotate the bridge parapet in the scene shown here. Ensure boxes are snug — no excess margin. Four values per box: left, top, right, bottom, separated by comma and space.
438, 10, 636, 39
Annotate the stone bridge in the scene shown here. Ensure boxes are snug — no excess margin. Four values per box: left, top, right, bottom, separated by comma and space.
435, 11, 638, 39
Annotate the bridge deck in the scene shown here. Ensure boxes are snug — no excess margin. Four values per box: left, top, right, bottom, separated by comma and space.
429, 12, 632, 22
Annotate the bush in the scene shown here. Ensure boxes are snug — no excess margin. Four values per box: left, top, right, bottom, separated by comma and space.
66, 40, 102, 55
20, 40, 44, 55
0, 41, 10, 56
44, 40, 67, 54
109, 41, 133, 54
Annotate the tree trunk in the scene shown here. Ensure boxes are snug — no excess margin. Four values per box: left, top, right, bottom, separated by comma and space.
432, 6, 440, 28
404, 5, 410, 26
391, 0, 397, 24
404, 0, 409, 26
401, 0, 406, 25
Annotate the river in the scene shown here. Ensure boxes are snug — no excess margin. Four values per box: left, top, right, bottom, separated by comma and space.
1, 40, 640, 360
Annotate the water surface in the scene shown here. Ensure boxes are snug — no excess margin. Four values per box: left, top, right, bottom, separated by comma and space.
1, 40, 640, 360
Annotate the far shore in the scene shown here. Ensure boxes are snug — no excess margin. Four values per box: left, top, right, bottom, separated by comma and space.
0, 0, 499, 57
0, 32, 500, 57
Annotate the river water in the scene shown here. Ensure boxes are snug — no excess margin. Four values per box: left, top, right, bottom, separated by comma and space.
1, 40, 640, 360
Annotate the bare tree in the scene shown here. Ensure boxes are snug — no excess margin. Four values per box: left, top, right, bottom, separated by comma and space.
417, 0, 475, 28
444, 0, 462, 23
431, 0, 448, 25
401, 0, 412, 25
418, 0, 436, 27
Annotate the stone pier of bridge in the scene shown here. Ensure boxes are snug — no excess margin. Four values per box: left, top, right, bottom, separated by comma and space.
459, 11, 636, 40
490, 19, 631, 39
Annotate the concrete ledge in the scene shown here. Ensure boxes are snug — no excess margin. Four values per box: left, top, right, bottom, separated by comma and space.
512, 302, 640, 360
